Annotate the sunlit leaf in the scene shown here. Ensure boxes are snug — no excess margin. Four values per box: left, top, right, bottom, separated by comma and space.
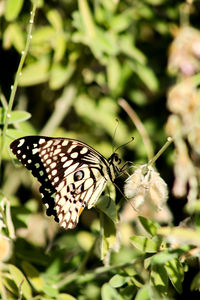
101, 283, 123, 300
109, 274, 129, 288
150, 264, 168, 294
19, 57, 50, 86
3, 23, 25, 52
165, 258, 184, 294
135, 285, 150, 300
5, 0, 24, 21
130, 236, 160, 253
138, 216, 160, 236
0, 108, 31, 125
100, 213, 117, 260
22, 261, 44, 292
9, 264, 32, 299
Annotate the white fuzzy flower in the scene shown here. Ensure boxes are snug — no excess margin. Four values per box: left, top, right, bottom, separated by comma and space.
124, 164, 168, 211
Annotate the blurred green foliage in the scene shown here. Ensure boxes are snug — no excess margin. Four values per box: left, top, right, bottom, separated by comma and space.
1, 0, 200, 299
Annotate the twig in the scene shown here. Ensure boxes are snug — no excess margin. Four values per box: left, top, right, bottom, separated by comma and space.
54, 258, 138, 289
118, 98, 154, 160
0, 1, 38, 170
40, 85, 76, 135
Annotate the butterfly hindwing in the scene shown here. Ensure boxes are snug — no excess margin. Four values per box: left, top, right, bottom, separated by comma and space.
10, 136, 116, 229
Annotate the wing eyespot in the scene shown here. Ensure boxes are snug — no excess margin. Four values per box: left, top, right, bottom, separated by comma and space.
74, 170, 84, 181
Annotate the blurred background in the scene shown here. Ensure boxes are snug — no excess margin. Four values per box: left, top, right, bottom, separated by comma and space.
1, 0, 200, 299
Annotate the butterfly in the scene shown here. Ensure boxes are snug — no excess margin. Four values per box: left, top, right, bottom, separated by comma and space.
10, 136, 122, 229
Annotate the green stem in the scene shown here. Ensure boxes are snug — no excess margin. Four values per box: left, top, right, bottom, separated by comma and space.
0, 1, 37, 170
54, 258, 138, 289
148, 137, 173, 167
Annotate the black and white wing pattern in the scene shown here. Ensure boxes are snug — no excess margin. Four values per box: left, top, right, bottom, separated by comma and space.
10, 136, 121, 229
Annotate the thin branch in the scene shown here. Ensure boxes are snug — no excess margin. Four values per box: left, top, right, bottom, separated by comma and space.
54, 258, 138, 289
118, 98, 154, 160
0, 1, 38, 170
40, 85, 76, 135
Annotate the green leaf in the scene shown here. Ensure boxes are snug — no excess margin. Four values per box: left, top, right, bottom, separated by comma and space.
49, 62, 76, 90
191, 272, 200, 291
0, 108, 31, 125
47, 9, 63, 31
135, 285, 150, 300
120, 285, 137, 300
96, 195, 118, 223
150, 264, 168, 294
22, 261, 44, 292
119, 35, 147, 64
78, 0, 96, 40
138, 216, 160, 236
100, 213, 117, 260
58, 294, 77, 300
43, 285, 58, 297
9, 264, 32, 299
3, 23, 25, 52
131, 62, 159, 92
19, 57, 50, 86
165, 258, 184, 294
5, 0, 24, 21
150, 251, 178, 265
1, 276, 18, 296
137, 63, 159, 91
107, 57, 122, 95
130, 236, 159, 253
109, 274, 129, 288
110, 14, 132, 33
101, 283, 123, 300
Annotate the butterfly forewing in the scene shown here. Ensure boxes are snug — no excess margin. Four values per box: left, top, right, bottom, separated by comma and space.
10, 136, 119, 229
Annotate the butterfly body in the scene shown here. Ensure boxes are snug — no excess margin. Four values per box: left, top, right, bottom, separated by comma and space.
10, 136, 121, 229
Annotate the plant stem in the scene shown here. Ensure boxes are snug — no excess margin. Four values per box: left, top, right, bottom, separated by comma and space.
148, 137, 173, 167
0, 1, 37, 170
40, 85, 76, 135
54, 258, 138, 289
118, 98, 154, 160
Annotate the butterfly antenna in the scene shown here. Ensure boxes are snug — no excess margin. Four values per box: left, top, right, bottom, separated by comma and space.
112, 119, 119, 152
114, 137, 134, 153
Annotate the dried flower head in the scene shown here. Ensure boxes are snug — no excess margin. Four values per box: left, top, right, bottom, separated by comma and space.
168, 26, 200, 76
124, 164, 168, 211
167, 79, 199, 126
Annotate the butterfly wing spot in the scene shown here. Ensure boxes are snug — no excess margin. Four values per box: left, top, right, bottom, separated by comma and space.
50, 162, 57, 169
17, 150, 21, 154
42, 140, 53, 149
17, 139, 25, 147
39, 138, 46, 144
80, 147, 88, 154
54, 149, 61, 155
27, 159, 32, 164
54, 177, 59, 183
32, 148, 39, 155
62, 140, 69, 146
67, 144, 77, 152
61, 156, 68, 162
22, 154, 26, 159
52, 170, 57, 176
63, 159, 73, 168
71, 152, 78, 159
64, 162, 79, 177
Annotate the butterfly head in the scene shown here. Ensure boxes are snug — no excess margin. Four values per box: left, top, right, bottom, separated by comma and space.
108, 153, 121, 174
